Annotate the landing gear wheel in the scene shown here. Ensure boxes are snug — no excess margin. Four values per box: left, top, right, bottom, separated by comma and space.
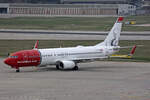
16, 69, 20, 72
56, 65, 60, 70
73, 66, 79, 70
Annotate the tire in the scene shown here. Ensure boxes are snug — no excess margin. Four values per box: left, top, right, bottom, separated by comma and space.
56, 64, 60, 70
73, 66, 78, 70
16, 69, 20, 72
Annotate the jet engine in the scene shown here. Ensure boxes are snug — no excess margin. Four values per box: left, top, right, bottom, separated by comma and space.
56, 61, 75, 69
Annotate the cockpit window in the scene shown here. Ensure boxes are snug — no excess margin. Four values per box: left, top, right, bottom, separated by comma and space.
9, 56, 18, 58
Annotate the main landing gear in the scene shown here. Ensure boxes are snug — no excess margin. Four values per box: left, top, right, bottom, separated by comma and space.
73, 63, 79, 70
73, 66, 79, 70
56, 64, 79, 71
56, 64, 60, 70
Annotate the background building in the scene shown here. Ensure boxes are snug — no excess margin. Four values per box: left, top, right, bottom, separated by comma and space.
61, 0, 128, 4
136, 0, 150, 15
0, 3, 136, 16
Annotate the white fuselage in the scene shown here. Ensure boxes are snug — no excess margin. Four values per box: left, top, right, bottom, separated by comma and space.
38, 45, 118, 66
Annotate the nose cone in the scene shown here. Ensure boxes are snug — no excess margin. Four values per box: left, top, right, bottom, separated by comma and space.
4, 58, 11, 66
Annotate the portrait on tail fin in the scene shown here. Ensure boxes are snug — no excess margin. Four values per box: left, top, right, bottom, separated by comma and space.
111, 28, 118, 46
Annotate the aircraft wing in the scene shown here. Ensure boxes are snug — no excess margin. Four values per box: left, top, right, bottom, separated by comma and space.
70, 56, 108, 63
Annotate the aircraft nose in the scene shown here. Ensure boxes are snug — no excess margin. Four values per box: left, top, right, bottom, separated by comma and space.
4, 58, 11, 66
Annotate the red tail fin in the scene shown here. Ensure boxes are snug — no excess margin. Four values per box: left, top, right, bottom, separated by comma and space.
117, 16, 124, 23
34, 40, 39, 49
130, 45, 136, 55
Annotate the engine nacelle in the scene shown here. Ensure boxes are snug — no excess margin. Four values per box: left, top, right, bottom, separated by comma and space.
57, 61, 75, 69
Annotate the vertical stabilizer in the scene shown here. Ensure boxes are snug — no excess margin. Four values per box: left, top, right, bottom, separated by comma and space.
96, 17, 123, 46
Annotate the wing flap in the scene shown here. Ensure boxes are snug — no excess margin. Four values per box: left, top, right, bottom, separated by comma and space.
70, 56, 108, 63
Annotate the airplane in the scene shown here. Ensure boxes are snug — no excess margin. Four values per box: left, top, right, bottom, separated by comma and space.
4, 17, 124, 72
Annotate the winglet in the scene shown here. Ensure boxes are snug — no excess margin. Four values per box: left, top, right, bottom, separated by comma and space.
117, 16, 124, 23
130, 45, 136, 55
33, 40, 39, 49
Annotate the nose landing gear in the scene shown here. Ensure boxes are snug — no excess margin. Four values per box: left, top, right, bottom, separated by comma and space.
16, 69, 20, 72
15, 67, 20, 72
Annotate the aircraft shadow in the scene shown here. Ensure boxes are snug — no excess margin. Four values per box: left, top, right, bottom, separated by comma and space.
5, 64, 133, 73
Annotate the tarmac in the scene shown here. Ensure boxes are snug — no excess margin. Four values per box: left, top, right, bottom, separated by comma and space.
0, 29, 150, 40
0, 58, 150, 100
